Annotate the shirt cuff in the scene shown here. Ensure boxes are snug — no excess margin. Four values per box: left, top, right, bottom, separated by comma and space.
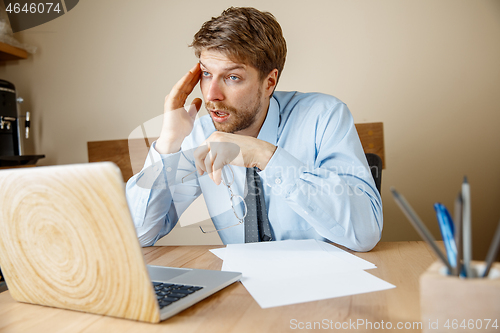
259, 146, 305, 196
136, 141, 182, 188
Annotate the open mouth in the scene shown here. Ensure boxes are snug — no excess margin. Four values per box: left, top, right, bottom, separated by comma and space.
211, 110, 230, 122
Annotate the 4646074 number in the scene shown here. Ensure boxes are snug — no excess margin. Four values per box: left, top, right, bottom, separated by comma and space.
6, 2, 61, 14
444, 319, 498, 330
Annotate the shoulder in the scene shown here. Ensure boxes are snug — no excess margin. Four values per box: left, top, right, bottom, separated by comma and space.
273, 91, 352, 125
273, 91, 346, 111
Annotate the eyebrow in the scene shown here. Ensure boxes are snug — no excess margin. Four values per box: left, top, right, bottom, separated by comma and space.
199, 61, 246, 72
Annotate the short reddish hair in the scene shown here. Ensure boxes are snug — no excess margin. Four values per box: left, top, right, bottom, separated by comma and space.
191, 7, 287, 83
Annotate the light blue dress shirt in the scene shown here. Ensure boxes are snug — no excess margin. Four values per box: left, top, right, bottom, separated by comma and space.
126, 91, 383, 251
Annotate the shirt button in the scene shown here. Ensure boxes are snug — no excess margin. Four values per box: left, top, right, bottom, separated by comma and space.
275, 178, 282, 184
166, 167, 172, 172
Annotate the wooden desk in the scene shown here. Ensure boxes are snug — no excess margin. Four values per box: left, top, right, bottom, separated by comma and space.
0, 242, 436, 332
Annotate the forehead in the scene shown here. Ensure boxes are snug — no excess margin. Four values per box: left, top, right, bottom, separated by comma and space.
199, 49, 251, 72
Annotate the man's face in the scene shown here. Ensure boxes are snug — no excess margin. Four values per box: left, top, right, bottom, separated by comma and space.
199, 50, 269, 136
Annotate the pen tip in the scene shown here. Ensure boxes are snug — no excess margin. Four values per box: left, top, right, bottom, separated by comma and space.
463, 176, 468, 183
390, 187, 398, 195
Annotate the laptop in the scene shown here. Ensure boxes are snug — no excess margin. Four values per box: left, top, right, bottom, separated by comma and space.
0, 162, 241, 323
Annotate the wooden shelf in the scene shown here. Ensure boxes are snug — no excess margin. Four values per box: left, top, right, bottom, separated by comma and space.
0, 41, 28, 61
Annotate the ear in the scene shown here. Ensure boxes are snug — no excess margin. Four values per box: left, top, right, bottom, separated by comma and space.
263, 69, 279, 97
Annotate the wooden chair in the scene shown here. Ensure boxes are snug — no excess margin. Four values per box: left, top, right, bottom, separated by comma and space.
88, 122, 384, 188
87, 138, 157, 182
355, 122, 385, 192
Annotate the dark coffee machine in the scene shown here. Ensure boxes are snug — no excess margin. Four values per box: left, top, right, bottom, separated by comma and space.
0, 79, 44, 166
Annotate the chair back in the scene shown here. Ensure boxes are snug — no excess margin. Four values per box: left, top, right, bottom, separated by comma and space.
355, 122, 385, 168
355, 122, 385, 192
88, 137, 158, 182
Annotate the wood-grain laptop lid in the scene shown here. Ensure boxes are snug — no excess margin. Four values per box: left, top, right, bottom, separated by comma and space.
0, 162, 161, 323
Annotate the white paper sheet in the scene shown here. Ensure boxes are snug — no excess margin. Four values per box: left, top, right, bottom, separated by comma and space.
241, 269, 394, 308
209, 247, 225, 260
211, 240, 376, 270
211, 240, 395, 308
222, 240, 367, 278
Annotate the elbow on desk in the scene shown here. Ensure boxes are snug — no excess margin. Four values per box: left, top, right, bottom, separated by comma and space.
355, 196, 383, 252
348, 213, 383, 252
359, 226, 383, 252
340, 231, 380, 252
135, 223, 165, 248
352, 233, 381, 252
138, 237, 156, 248
326, 222, 381, 252
136, 232, 156, 247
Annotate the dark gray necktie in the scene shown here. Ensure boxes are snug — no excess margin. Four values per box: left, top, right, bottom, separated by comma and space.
244, 167, 273, 243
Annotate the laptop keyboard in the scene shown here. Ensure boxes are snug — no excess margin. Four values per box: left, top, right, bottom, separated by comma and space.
153, 282, 204, 309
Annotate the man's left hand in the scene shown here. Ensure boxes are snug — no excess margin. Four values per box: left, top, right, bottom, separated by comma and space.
193, 132, 277, 185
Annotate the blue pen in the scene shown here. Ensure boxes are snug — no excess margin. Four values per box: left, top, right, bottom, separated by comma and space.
434, 203, 457, 271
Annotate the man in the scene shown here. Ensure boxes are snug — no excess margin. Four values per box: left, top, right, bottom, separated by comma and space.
126, 7, 382, 251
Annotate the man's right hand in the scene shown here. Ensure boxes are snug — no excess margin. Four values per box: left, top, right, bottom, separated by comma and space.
155, 63, 203, 154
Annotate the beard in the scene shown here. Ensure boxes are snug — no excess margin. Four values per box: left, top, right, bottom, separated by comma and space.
206, 87, 263, 133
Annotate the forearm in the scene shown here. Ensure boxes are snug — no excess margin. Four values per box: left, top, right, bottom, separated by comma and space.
260, 147, 382, 251
126, 144, 200, 246
155, 134, 184, 155
286, 173, 382, 251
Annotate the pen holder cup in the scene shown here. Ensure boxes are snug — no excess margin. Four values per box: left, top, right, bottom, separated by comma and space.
420, 261, 500, 333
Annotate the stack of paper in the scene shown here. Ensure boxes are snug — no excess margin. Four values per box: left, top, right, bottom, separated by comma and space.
210, 239, 395, 308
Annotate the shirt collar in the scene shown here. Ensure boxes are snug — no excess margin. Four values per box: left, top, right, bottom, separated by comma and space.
257, 96, 279, 146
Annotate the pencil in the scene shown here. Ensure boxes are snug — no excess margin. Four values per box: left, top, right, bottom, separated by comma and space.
462, 177, 472, 277
454, 193, 463, 277
483, 219, 500, 278
391, 187, 453, 273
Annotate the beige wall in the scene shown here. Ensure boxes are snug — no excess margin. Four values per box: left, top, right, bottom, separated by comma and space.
1, 0, 499, 258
